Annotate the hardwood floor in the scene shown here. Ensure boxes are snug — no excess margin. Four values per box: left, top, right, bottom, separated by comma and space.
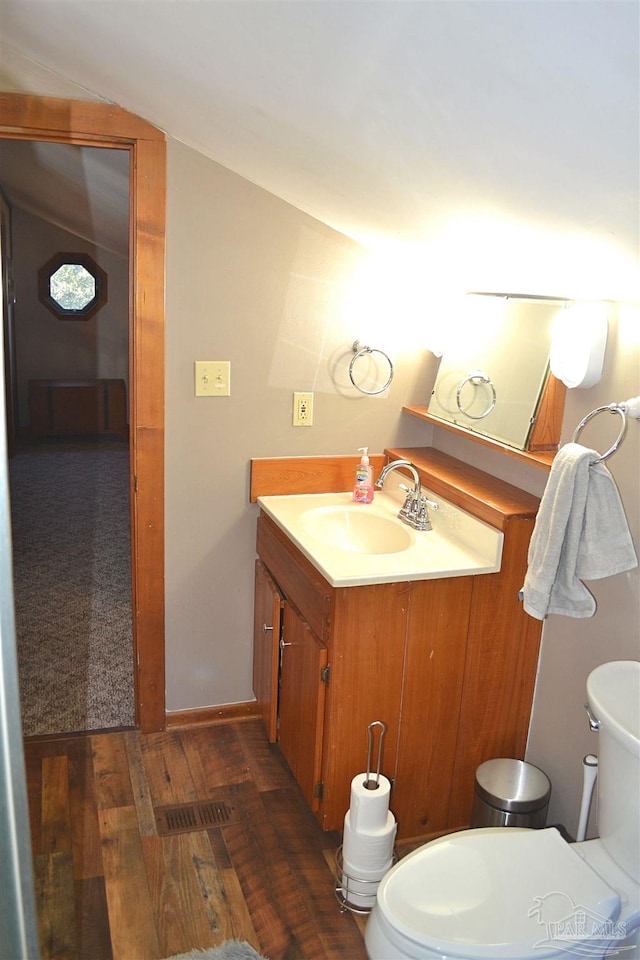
24, 719, 368, 960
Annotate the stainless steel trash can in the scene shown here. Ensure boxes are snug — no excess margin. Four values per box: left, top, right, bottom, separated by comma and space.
470, 758, 551, 828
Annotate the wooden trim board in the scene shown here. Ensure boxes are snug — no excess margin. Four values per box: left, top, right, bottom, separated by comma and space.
2, 94, 166, 733
403, 406, 556, 470
386, 447, 540, 530
166, 702, 261, 728
250, 454, 387, 502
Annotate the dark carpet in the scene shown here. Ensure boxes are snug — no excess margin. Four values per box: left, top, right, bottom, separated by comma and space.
9, 440, 134, 736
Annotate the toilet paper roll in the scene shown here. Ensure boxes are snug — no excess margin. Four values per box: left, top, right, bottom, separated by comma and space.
343, 809, 397, 873
348, 772, 392, 833
341, 845, 394, 911
342, 851, 394, 881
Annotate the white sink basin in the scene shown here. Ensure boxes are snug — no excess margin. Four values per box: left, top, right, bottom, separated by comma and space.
257, 482, 503, 587
300, 505, 414, 554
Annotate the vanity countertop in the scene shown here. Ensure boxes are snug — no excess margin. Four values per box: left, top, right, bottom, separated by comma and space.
250, 447, 541, 533
257, 484, 503, 588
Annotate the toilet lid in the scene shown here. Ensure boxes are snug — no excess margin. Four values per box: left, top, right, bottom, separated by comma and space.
377, 828, 621, 959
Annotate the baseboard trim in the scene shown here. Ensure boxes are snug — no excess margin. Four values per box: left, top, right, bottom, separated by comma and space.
166, 700, 261, 728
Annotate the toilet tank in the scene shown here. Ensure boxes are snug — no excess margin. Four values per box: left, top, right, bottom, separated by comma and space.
587, 660, 640, 883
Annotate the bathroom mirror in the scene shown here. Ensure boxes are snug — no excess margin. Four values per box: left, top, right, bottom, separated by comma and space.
427, 294, 570, 450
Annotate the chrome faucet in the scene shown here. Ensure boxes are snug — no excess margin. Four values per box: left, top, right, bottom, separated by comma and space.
375, 459, 439, 531
376, 458, 421, 493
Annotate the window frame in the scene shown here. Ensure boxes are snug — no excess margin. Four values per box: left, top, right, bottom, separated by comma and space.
38, 251, 108, 320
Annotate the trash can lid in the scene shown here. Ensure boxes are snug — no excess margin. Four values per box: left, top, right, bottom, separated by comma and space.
474, 758, 551, 813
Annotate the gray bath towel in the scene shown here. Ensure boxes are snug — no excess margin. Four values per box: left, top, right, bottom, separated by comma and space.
521, 442, 637, 620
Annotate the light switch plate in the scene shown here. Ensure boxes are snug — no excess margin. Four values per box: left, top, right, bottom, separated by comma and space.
195, 361, 230, 397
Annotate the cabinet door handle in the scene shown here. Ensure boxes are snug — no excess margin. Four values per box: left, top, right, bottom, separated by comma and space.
279, 637, 292, 650
262, 623, 273, 633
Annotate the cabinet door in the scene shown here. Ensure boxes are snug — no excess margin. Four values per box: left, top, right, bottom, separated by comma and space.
394, 576, 473, 839
253, 560, 283, 742
279, 603, 328, 812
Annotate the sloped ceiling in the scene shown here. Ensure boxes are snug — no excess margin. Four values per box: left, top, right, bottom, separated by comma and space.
0, 1, 638, 283
0, 139, 130, 256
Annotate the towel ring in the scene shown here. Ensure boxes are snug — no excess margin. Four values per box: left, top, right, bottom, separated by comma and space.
455, 370, 497, 420
571, 403, 627, 463
349, 341, 394, 395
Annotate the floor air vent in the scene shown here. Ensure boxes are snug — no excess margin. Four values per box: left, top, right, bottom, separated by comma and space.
155, 799, 238, 836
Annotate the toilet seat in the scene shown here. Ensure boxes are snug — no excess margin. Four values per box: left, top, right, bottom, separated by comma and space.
374, 828, 621, 959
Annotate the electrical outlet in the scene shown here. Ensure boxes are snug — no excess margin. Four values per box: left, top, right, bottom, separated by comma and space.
195, 361, 230, 397
293, 391, 313, 426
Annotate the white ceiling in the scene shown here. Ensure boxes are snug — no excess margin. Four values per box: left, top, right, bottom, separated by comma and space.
0, 1, 638, 285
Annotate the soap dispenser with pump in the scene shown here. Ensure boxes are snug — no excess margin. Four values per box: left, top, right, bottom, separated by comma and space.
353, 447, 374, 503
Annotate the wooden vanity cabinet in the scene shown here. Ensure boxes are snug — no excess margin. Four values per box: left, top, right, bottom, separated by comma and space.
252, 448, 544, 843
255, 513, 497, 841
255, 513, 408, 833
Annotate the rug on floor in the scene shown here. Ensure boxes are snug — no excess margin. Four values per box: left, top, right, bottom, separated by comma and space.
162, 942, 267, 960
10, 441, 134, 735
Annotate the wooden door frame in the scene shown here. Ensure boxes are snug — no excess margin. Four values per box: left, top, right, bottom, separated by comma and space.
0, 93, 166, 732
1, 191, 18, 458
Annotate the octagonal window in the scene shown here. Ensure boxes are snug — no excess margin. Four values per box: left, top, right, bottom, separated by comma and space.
38, 252, 107, 320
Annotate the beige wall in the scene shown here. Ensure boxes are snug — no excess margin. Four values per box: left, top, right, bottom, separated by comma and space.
11, 207, 129, 427
3, 52, 638, 839
523, 306, 640, 837
164, 136, 432, 711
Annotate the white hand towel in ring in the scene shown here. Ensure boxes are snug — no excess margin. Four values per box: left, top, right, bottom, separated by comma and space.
521, 442, 637, 620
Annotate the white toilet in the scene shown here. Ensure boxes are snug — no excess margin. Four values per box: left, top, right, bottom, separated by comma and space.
365, 660, 640, 960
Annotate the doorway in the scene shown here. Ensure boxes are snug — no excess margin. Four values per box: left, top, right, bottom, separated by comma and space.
0, 93, 166, 734
2, 140, 134, 735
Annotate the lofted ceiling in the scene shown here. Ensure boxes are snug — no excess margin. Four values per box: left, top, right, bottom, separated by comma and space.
0, 139, 130, 257
0, 1, 638, 285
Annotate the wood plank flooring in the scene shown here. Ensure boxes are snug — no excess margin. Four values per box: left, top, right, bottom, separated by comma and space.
24, 719, 368, 960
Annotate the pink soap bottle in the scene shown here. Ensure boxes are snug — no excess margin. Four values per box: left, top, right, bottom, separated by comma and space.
353, 447, 374, 503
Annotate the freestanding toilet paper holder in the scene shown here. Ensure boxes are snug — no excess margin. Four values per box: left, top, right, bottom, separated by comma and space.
334, 846, 397, 915
364, 720, 386, 790
334, 721, 397, 915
